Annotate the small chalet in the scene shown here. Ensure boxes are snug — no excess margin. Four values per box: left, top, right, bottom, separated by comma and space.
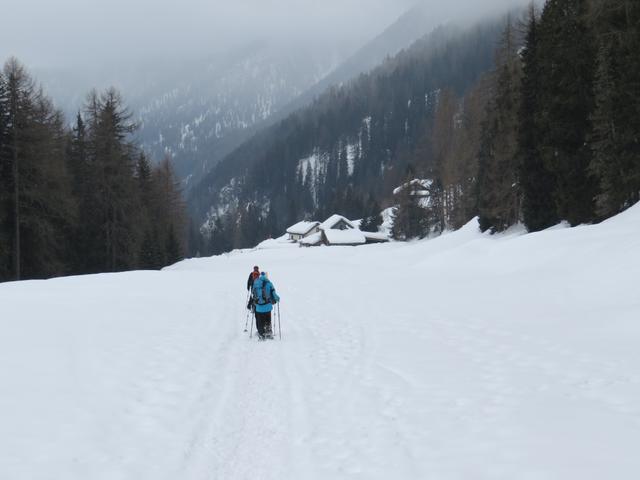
286, 221, 321, 241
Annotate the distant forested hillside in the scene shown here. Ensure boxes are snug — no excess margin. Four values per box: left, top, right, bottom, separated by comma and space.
189, 20, 504, 251
192, 0, 640, 254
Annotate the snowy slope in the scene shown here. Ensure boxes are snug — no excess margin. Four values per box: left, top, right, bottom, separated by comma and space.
2, 205, 640, 479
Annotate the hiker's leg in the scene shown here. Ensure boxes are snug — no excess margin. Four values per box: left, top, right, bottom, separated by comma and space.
265, 311, 272, 335
255, 312, 266, 337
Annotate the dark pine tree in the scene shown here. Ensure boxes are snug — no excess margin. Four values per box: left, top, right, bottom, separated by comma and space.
0, 71, 9, 280
139, 226, 164, 269
2, 58, 75, 280
82, 88, 140, 272
360, 195, 383, 232
477, 20, 523, 233
536, 0, 598, 225
588, 0, 640, 218
519, 4, 560, 232
67, 112, 95, 272
165, 226, 182, 266
391, 168, 431, 240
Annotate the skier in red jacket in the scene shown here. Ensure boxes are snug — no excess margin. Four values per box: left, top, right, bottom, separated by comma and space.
246, 266, 260, 311
247, 266, 260, 291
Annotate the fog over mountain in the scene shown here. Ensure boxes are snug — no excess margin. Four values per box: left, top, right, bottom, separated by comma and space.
1, 0, 531, 188
3, 0, 527, 69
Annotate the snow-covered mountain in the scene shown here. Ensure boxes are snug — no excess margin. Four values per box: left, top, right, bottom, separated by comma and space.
37, 40, 345, 185
2, 200, 640, 479
36, 5, 447, 190
137, 43, 345, 185
188, 18, 501, 239
125, 5, 445, 187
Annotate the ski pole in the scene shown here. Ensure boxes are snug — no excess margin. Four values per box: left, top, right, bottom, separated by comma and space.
277, 302, 282, 340
250, 310, 254, 338
244, 290, 251, 332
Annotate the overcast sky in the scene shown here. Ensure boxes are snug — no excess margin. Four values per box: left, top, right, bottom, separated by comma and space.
2, 0, 529, 69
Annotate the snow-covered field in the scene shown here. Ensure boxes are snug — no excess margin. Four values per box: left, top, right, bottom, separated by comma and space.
2, 205, 640, 479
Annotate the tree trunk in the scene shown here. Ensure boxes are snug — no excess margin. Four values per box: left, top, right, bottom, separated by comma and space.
12, 109, 20, 281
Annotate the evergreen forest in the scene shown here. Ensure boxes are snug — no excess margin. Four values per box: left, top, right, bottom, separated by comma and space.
0, 59, 187, 282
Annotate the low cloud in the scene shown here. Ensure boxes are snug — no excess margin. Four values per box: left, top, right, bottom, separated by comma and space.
2, 0, 528, 69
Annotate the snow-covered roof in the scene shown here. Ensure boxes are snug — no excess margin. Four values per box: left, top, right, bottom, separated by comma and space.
319, 214, 354, 231
362, 232, 390, 242
286, 221, 320, 235
323, 229, 366, 245
300, 232, 323, 245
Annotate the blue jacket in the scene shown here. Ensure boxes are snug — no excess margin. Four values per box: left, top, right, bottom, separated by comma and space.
252, 275, 280, 313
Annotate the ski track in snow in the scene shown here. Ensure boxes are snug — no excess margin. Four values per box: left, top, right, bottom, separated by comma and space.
2, 207, 640, 479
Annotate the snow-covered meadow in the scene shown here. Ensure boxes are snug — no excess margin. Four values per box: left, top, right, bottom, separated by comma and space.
1, 204, 640, 479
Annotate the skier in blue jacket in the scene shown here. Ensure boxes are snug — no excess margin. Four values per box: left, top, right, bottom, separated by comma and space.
252, 272, 280, 339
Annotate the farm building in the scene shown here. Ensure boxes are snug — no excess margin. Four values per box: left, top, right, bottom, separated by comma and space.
289, 214, 389, 247
286, 221, 321, 241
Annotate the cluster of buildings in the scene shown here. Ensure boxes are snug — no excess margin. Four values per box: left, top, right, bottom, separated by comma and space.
286, 214, 388, 247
